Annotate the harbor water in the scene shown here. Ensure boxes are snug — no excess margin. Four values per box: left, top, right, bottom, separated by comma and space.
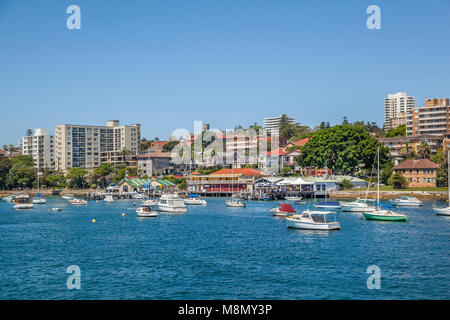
0, 197, 449, 299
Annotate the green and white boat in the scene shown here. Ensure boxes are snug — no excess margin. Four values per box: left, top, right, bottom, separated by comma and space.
363, 147, 408, 222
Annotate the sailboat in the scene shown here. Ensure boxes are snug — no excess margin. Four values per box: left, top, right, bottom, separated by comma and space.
226, 166, 246, 207
363, 147, 408, 222
32, 158, 46, 204
433, 150, 450, 216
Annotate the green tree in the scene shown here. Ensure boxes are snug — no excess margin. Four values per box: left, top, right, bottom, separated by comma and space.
120, 149, 131, 165
0, 157, 12, 189
297, 125, 389, 174
47, 173, 67, 188
281, 166, 293, 176
436, 166, 448, 187
5, 155, 35, 189
162, 140, 180, 152
389, 172, 408, 189
400, 142, 416, 160
341, 178, 353, 189
380, 162, 393, 185
385, 124, 406, 137
66, 168, 88, 188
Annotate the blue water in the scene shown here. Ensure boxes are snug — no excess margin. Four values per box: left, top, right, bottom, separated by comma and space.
0, 197, 449, 299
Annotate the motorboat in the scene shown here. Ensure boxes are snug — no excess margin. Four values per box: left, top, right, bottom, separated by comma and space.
226, 199, 246, 207
284, 195, 303, 201
132, 193, 146, 199
52, 208, 63, 212
142, 199, 158, 207
156, 194, 187, 213
2, 195, 16, 203
12, 195, 34, 209
32, 196, 47, 204
270, 203, 296, 217
69, 198, 88, 205
363, 147, 408, 222
184, 197, 206, 205
62, 194, 74, 200
434, 206, 450, 216
286, 210, 341, 230
136, 206, 158, 217
104, 194, 114, 203
390, 196, 423, 207
341, 198, 376, 212
315, 201, 342, 209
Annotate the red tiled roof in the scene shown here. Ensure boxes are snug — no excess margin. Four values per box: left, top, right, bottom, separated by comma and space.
211, 168, 262, 176
150, 141, 168, 146
290, 137, 310, 147
266, 147, 288, 156
393, 159, 440, 169
138, 152, 172, 159
191, 171, 201, 175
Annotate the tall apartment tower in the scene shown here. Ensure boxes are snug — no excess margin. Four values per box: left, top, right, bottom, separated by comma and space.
54, 120, 141, 172
20, 128, 55, 169
406, 98, 450, 136
384, 92, 416, 130
263, 114, 296, 135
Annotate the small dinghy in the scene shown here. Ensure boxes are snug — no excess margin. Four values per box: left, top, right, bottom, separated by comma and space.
270, 203, 297, 217
52, 208, 63, 212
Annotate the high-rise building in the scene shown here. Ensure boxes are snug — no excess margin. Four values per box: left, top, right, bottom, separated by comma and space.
54, 120, 141, 172
384, 92, 416, 130
20, 128, 54, 169
406, 98, 450, 136
263, 114, 296, 135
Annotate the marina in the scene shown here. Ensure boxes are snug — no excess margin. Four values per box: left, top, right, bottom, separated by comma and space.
0, 196, 448, 299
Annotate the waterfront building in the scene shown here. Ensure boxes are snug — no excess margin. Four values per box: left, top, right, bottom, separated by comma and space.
392, 159, 439, 188
20, 128, 54, 169
406, 98, 450, 136
189, 168, 263, 195
379, 135, 443, 165
263, 114, 296, 135
138, 151, 174, 177
118, 177, 176, 193
54, 120, 140, 172
384, 92, 416, 130
144, 140, 169, 153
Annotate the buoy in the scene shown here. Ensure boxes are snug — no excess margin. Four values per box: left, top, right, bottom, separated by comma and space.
122, 213, 126, 217
92, 219, 96, 223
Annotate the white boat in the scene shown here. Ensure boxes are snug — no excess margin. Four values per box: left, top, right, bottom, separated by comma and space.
287, 210, 341, 230
156, 194, 187, 213
434, 149, 450, 216
136, 206, 158, 217
315, 201, 341, 209
62, 194, 74, 200
32, 197, 47, 204
390, 196, 423, 206
142, 199, 158, 207
132, 193, 146, 199
104, 194, 114, 203
12, 195, 34, 209
226, 199, 246, 207
69, 198, 88, 205
52, 208, 63, 212
284, 195, 303, 201
341, 199, 376, 212
2, 195, 16, 203
270, 203, 296, 217
184, 197, 206, 205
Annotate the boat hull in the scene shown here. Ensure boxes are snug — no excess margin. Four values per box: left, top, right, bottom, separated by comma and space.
363, 212, 408, 221
13, 204, 34, 209
156, 205, 187, 213
287, 220, 340, 231
434, 207, 450, 216
32, 198, 47, 204
342, 206, 375, 212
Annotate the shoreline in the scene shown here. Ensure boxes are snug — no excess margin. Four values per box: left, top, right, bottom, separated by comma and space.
331, 190, 448, 200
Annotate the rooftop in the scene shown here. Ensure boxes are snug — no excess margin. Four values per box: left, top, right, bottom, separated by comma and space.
393, 159, 440, 169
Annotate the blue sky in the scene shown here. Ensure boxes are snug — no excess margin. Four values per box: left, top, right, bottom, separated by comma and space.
1, 0, 449, 145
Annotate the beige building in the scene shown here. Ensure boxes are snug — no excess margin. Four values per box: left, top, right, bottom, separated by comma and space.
54, 120, 141, 172
406, 98, 450, 136
384, 92, 416, 130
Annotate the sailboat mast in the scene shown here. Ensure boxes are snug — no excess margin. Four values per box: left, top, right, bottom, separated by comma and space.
377, 147, 380, 209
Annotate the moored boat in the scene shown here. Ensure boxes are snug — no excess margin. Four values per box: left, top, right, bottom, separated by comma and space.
315, 201, 342, 209
136, 205, 158, 217
69, 198, 88, 205
226, 199, 246, 207
270, 203, 296, 217
341, 199, 376, 212
104, 194, 114, 203
156, 194, 187, 213
2, 195, 16, 203
287, 210, 340, 230
184, 197, 207, 205
434, 206, 450, 216
12, 195, 34, 209
390, 196, 423, 207
62, 194, 74, 200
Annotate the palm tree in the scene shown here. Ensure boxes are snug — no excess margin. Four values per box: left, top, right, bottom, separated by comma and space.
120, 149, 131, 165
417, 141, 431, 159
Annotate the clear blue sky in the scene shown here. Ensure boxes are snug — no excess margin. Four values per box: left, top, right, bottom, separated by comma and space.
1, 0, 449, 145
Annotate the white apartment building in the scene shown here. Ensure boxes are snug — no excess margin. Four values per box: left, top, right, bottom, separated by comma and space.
384, 92, 416, 130
406, 98, 450, 136
20, 128, 54, 169
263, 114, 296, 135
54, 120, 141, 172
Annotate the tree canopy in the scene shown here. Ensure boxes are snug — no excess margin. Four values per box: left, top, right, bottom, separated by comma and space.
297, 125, 389, 174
